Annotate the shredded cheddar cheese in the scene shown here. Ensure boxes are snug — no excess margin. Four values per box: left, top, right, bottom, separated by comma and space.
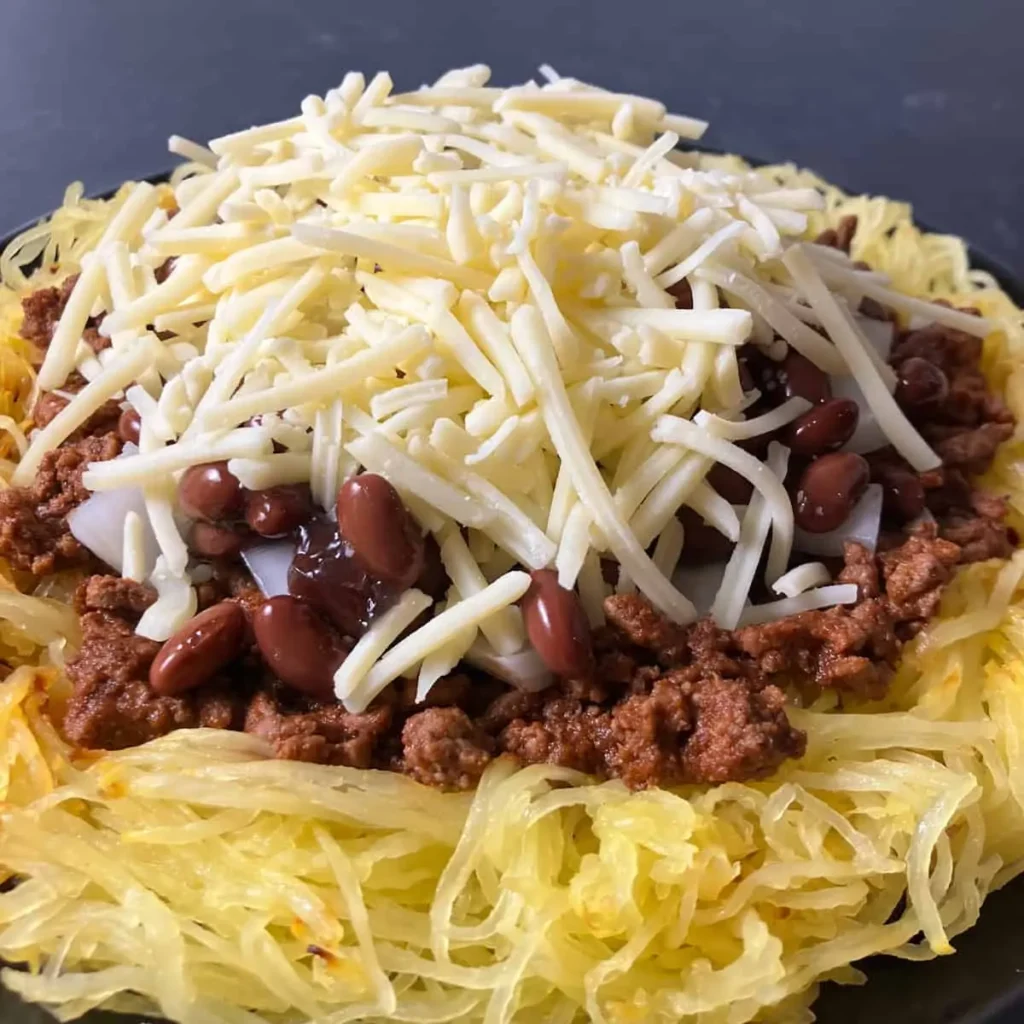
13, 61, 960, 649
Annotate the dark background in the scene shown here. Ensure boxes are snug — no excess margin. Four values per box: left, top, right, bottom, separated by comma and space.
2, 1, 1023, 1021
2, 0, 1023, 280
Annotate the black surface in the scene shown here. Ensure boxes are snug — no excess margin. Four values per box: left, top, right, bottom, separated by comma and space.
2, 0, 1023, 280
2, 2, 1024, 1021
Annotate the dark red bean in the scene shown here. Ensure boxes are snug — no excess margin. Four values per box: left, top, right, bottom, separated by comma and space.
676, 507, 735, 566
859, 297, 892, 322
149, 601, 247, 696
666, 279, 693, 309
600, 558, 619, 587
706, 463, 753, 505
835, 214, 858, 253
416, 533, 450, 601
178, 461, 245, 522
336, 473, 425, 587
521, 569, 594, 679
779, 350, 831, 405
785, 398, 859, 457
880, 468, 926, 521
895, 357, 949, 412
252, 596, 349, 700
794, 452, 871, 533
189, 521, 247, 560
245, 485, 312, 537
117, 407, 141, 446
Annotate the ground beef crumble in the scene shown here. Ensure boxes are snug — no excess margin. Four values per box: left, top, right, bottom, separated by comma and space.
401, 707, 494, 789
0, 430, 122, 575
884, 320, 1016, 558
32, 372, 122, 438
63, 577, 243, 750
0, 291, 126, 576
19, 276, 78, 349
245, 688, 394, 768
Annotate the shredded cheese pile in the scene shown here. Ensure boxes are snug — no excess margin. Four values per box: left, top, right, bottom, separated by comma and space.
0, 63, 1023, 1024
1, 63, 999, 706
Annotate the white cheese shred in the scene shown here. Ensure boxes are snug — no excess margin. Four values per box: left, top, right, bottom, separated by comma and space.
120, 511, 146, 583
334, 589, 434, 706
783, 246, 941, 472
510, 305, 696, 623
738, 584, 859, 627
710, 442, 790, 629
772, 561, 832, 598
652, 414, 794, 584
345, 572, 530, 713
135, 557, 198, 642
437, 527, 525, 655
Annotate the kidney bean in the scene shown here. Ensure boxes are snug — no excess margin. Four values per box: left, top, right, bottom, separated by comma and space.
149, 601, 247, 696
676, 507, 736, 566
795, 452, 870, 533
895, 357, 949, 411
178, 461, 245, 522
117, 407, 141, 446
336, 473, 425, 588
253, 595, 349, 700
779, 350, 831, 405
521, 569, 594, 679
245, 485, 312, 537
707, 463, 753, 505
785, 398, 859, 457
416, 533, 450, 601
859, 296, 893, 322
879, 468, 926, 521
667, 278, 693, 309
189, 521, 247, 560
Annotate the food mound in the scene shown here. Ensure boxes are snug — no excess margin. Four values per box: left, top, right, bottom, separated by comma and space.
0, 63, 1022, 1024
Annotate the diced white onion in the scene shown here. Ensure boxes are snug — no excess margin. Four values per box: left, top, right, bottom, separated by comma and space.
67, 487, 159, 577
831, 373, 889, 455
463, 640, 553, 692
241, 540, 296, 598
856, 315, 895, 360
672, 561, 728, 618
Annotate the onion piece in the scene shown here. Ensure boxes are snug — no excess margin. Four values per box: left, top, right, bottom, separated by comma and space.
856, 315, 895, 360
67, 487, 159, 577
832, 373, 889, 455
672, 561, 729, 618
794, 483, 883, 557
463, 640, 552, 692
241, 539, 296, 598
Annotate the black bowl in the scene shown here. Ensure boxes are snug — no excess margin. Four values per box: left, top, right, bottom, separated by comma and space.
2, 167, 1023, 1024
